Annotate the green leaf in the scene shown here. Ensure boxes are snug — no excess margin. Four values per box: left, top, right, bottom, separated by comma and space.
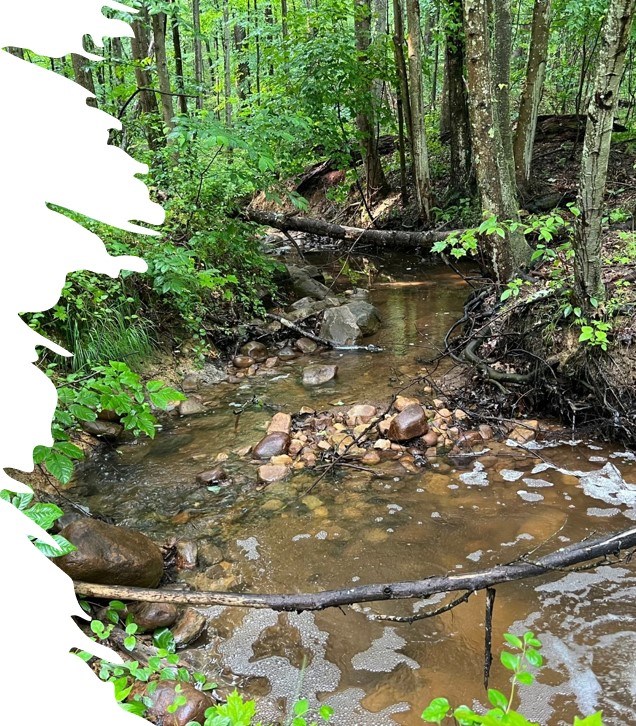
153, 628, 176, 653
44, 451, 74, 484
524, 649, 543, 668
421, 697, 451, 724
294, 700, 309, 716
501, 651, 521, 671
23, 502, 64, 530
488, 689, 509, 710
54, 441, 85, 460
34, 533, 76, 558
516, 672, 534, 685
503, 633, 523, 649
123, 636, 136, 651
319, 704, 334, 721
573, 713, 604, 726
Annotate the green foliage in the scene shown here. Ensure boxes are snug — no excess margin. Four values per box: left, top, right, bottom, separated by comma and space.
420, 632, 604, 726
0, 490, 75, 558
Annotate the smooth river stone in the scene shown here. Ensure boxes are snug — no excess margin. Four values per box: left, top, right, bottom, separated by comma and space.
240, 341, 268, 362
252, 432, 290, 459
302, 364, 338, 386
387, 404, 428, 442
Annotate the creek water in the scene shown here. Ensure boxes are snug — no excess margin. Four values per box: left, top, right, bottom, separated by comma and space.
71, 251, 636, 725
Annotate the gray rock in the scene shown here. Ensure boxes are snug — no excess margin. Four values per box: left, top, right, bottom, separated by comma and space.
182, 365, 229, 392
196, 539, 224, 566
344, 300, 382, 336
178, 397, 206, 416
172, 607, 207, 647
56, 519, 164, 587
287, 265, 331, 300
319, 306, 362, 345
295, 337, 318, 354
253, 432, 290, 459
81, 420, 123, 439
277, 346, 298, 361
176, 540, 198, 570
195, 467, 228, 485
302, 364, 338, 386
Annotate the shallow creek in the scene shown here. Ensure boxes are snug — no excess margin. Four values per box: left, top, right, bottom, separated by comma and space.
72, 252, 636, 725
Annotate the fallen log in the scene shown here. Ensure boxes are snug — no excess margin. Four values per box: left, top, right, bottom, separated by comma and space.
74, 526, 636, 612
239, 208, 459, 249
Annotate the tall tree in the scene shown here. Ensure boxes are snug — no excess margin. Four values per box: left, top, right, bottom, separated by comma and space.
70, 53, 97, 107
223, 0, 233, 126
193, 0, 204, 110
574, 0, 636, 305
513, 0, 553, 191
171, 4, 189, 114
130, 10, 163, 149
354, 0, 389, 201
463, 0, 530, 282
151, 11, 176, 130
405, 0, 433, 219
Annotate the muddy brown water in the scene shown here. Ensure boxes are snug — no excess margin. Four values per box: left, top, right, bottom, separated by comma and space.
72, 253, 636, 725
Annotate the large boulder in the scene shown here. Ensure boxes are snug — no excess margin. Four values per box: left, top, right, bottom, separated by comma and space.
344, 300, 382, 336
387, 404, 429, 442
55, 519, 164, 587
320, 307, 362, 345
287, 265, 332, 300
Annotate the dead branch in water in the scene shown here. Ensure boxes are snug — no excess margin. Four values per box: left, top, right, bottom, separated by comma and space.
74, 526, 636, 611
238, 208, 461, 249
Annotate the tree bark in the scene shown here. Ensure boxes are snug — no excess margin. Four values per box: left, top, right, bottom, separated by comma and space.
171, 6, 189, 115
234, 23, 250, 101
491, 0, 515, 192
513, 0, 552, 191
70, 53, 98, 108
354, 0, 389, 202
405, 0, 433, 219
574, 0, 636, 305
445, 0, 472, 197
73, 526, 636, 611
463, 0, 529, 282
193, 0, 204, 110
223, 0, 233, 126
237, 208, 457, 248
131, 14, 163, 149
151, 12, 175, 129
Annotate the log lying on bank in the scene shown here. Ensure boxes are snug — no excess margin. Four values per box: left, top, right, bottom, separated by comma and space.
239, 208, 459, 250
74, 526, 636, 612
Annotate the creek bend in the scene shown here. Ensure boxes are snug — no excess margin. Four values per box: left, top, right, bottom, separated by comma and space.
70, 251, 636, 725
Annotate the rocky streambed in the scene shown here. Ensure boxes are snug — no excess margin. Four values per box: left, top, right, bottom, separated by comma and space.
61, 251, 636, 725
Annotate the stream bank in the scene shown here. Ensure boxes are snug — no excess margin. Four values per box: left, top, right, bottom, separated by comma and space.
61, 249, 636, 725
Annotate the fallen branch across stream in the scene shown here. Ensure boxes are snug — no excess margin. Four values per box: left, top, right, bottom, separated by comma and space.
74, 526, 636, 611
238, 208, 461, 249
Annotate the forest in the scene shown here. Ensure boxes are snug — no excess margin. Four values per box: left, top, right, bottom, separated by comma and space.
5, 0, 636, 724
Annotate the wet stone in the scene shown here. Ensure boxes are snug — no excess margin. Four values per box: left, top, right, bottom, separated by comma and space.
320, 306, 361, 345
178, 397, 206, 416
196, 467, 227, 485
387, 404, 428, 442
196, 539, 224, 567
240, 341, 268, 362
258, 464, 290, 484
295, 337, 318, 354
129, 602, 179, 631
81, 420, 123, 439
394, 396, 420, 412
346, 404, 377, 425
175, 540, 198, 570
172, 607, 207, 647
132, 680, 214, 726
302, 364, 338, 386
278, 346, 298, 361
302, 495, 323, 510
253, 432, 290, 459
267, 412, 292, 435
232, 355, 254, 369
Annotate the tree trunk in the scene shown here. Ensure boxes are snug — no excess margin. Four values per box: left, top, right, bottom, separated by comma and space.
192, 0, 204, 110
281, 0, 289, 39
392, 0, 414, 147
354, 0, 389, 201
151, 12, 175, 129
234, 23, 250, 101
445, 0, 472, 197
491, 0, 515, 194
223, 0, 233, 126
574, 0, 636, 305
131, 14, 163, 149
171, 7, 189, 114
405, 0, 433, 219
463, 0, 529, 282
513, 0, 552, 190
70, 53, 98, 107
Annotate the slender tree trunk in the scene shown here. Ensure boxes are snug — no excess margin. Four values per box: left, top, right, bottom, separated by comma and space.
131, 14, 163, 149
71, 53, 98, 107
151, 12, 175, 129
430, 0, 441, 108
393, 0, 414, 147
354, 0, 389, 201
223, 0, 233, 126
193, 0, 204, 110
491, 0, 515, 194
574, 0, 636, 305
171, 8, 189, 114
405, 0, 433, 219
281, 0, 289, 39
255, 0, 262, 97
463, 0, 529, 282
445, 0, 472, 197
513, 0, 552, 191
234, 23, 250, 100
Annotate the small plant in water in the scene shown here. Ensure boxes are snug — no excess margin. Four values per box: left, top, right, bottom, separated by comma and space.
420, 632, 604, 725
